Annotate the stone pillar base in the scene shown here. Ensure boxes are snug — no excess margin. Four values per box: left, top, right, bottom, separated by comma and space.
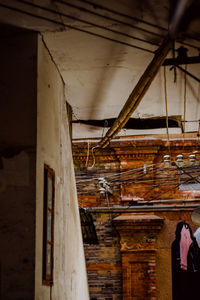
113, 214, 164, 300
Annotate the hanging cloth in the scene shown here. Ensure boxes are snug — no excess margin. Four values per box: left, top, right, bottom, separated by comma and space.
194, 227, 200, 248
180, 224, 192, 270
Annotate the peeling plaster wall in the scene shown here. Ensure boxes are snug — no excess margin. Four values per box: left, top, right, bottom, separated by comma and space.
0, 30, 37, 299
35, 36, 89, 300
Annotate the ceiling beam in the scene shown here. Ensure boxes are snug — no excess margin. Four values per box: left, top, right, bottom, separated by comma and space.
99, 36, 173, 148
163, 55, 200, 66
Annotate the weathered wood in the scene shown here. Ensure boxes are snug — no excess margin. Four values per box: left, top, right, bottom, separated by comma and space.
163, 55, 200, 66
99, 36, 173, 148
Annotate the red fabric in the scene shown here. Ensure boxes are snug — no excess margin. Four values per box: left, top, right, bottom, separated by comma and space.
180, 225, 192, 270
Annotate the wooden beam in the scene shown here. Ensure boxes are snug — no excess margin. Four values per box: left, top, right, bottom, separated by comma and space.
163, 55, 200, 66
99, 36, 173, 148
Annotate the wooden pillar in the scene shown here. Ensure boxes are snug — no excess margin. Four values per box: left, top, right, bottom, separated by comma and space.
113, 215, 164, 300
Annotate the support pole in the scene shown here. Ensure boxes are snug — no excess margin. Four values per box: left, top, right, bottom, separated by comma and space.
99, 36, 173, 148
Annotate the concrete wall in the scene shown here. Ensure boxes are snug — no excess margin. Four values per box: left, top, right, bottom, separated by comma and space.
35, 36, 89, 300
0, 28, 37, 299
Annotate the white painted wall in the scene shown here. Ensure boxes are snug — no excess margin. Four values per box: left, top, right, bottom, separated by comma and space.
35, 36, 89, 300
43, 33, 200, 139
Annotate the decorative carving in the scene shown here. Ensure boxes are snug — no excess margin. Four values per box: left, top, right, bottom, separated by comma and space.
120, 240, 157, 252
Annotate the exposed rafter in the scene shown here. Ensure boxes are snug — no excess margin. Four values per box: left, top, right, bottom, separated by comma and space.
99, 36, 173, 148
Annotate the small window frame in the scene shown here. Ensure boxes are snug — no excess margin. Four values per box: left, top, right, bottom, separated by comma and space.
42, 164, 55, 286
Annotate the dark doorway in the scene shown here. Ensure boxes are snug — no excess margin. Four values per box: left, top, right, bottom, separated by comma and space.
171, 221, 200, 300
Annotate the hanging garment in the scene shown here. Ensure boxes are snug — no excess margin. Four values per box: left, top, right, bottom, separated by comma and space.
194, 227, 200, 248
180, 224, 193, 270
172, 221, 200, 300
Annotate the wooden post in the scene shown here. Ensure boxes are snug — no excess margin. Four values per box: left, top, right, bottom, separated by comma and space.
99, 36, 173, 148
113, 214, 164, 300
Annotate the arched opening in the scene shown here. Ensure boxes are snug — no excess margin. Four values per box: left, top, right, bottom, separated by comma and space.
171, 221, 200, 300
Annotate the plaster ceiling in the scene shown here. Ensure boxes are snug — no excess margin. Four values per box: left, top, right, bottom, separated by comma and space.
1, 0, 200, 139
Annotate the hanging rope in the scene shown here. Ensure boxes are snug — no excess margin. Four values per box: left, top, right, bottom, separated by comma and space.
172, 41, 177, 83
85, 141, 90, 167
184, 64, 187, 131
183, 64, 187, 149
85, 142, 99, 169
88, 146, 99, 169
164, 66, 170, 153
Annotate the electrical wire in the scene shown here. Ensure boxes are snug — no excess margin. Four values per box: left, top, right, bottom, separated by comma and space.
85, 141, 90, 167
14, 0, 158, 46
76, 162, 200, 197
76, 163, 183, 183
0, 3, 153, 53
7, 0, 155, 53
75, 0, 167, 32
55, 0, 164, 39
65, 0, 199, 50
75, 144, 200, 199
87, 146, 99, 169
75, 162, 159, 183
183, 64, 187, 134
7, 0, 200, 51
150, 174, 200, 200
76, 164, 190, 182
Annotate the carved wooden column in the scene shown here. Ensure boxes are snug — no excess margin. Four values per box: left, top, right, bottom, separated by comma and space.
113, 214, 164, 300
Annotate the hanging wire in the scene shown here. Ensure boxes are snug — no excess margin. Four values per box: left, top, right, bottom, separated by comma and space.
172, 41, 177, 83
196, 80, 200, 150
77, 164, 170, 188
85, 141, 90, 168
76, 157, 200, 186
183, 64, 187, 151
76, 158, 200, 197
87, 146, 100, 169
76, 162, 160, 183
0, 2, 154, 54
